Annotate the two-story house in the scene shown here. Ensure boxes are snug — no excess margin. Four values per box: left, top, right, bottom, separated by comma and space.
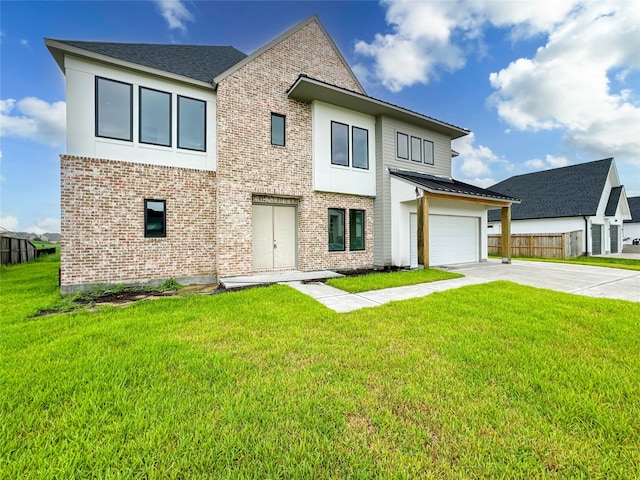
46, 15, 516, 294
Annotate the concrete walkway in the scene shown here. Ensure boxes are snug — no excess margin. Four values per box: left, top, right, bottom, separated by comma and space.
286, 259, 640, 312
220, 270, 343, 289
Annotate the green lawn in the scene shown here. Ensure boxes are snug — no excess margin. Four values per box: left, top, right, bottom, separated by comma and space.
2, 257, 639, 478
326, 268, 463, 293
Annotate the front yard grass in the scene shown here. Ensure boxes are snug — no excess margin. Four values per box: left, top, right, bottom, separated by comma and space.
326, 268, 463, 293
2, 258, 639, 478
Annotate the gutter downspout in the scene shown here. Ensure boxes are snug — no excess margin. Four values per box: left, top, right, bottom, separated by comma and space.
584, 216, 590, 256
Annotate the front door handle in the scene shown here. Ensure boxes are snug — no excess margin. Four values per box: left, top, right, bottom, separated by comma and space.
273, 240, 277, 249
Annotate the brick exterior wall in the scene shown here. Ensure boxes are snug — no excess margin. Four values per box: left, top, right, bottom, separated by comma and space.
215, 19, 374, 276
60, 156, 216, 293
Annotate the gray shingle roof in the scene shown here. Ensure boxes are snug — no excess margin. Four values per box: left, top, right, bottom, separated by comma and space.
53, 40, 247, 83
389, 169, 518, 202
487, 158, 613, 222
626, 196, 640, 223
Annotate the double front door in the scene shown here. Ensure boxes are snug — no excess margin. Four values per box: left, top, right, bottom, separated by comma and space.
252, 204, 296, 270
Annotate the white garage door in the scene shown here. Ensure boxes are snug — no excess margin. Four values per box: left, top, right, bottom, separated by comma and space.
429, 215, 479, 266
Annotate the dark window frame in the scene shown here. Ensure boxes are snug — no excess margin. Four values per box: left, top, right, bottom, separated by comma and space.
352, 126, 369, 170
328, 208, 346, 252
411, 136, 422, 163
397, 132, 409, 160
423, 139, 434, 165
144, 199, 166, 238
95, 76, 133, 142
349, 209, 365, 251
331, 121, 350, 166
271, 113, 286, 146
177, 95, 206, 152
139, 86, 172, 147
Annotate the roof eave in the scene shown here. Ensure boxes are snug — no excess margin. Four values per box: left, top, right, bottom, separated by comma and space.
288, 76, 469, 139
44, 38, 214, 90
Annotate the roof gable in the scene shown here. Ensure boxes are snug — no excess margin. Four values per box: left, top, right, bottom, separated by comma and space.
488, 158, 614, 221
212, 15, 365, 93
46, 39, 247, 84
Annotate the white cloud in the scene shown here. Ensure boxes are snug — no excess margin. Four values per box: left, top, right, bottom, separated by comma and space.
525, 154, 569, 170
452, 132, 504, 186
489, 1, 640, 165
24, 217, 60, 235
0, 97, 66, 147
154, 0, 194, 33
0, 212, 19, 232
20, 39, 29, 47
354, 0, 581, 92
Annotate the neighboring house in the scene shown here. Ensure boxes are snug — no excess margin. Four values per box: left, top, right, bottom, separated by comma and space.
488, 158, 631, 255
623, 197, 640, 244
46, 15, 517, 294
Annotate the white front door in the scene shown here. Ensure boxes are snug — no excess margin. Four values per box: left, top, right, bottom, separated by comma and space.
252, 204, 296, 271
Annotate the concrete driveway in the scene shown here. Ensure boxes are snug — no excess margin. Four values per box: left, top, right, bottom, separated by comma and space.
443, 259, 640, 302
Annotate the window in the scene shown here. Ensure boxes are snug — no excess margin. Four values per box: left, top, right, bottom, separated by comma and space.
178, 95, 206, 151
411, 136, 422, 162
352, 127, 369, 169
271, 113, 285, 146
349, 210, 365, 250
328, 208, 345, 251
397, 132, 409, 159
331, 121, 349, 166
144, 199, 166, 238
96, 77, 132, 141
139, 87, 171, 146
423, 140, 434, 165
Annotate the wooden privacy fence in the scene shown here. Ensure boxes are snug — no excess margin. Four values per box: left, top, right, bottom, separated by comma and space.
1, 236, 38, 265
489, 231, 582, 259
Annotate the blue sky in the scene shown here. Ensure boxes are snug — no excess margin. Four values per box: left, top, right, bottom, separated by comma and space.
1, 0, 638, 233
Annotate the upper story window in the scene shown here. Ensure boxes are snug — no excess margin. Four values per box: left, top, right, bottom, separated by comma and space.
144, 199, 166, 238
411, 136, 422, 162
397, 132, 409, 160
96, 77, 132, 141
424, 140, 434, 165
331, 121, 349, 166
397, 130, 434, 165
139, 87, 171, 147
271, 113, 286, 146
352, 127, 369, 169
178, 95, 206, 151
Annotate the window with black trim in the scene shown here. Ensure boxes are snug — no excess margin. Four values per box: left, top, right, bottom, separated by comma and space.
145, 199, 166, 238
411, 136, 422, 162
349, 209, 365, 251
397, 132, 409, 159
423, 139, 434, 165
328, 208, 345, 251
178, 95, 206, 151
271, 113, 285, 146
352, 127, 369, 169
331, 121, 349, 166
140, 87, 171, 146
96, 77, 132, 141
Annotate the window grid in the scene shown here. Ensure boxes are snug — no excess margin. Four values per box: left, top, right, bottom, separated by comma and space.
349, 209, 365, 251
177, 95, 206, 152
328, 208, 346, 251
331, 121, 349, 166
139, 86, 171, 147
352, 126, 369, 170
397, 132, 409, 159
411, 136, 422, 162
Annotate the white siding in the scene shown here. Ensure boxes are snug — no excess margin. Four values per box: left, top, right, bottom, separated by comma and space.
312, 101, 376, 196
65, 55, 217, 171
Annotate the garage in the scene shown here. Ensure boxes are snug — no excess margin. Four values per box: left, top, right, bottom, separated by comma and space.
429, 215, 479, 266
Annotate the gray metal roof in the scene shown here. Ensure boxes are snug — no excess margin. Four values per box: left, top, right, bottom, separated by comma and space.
50, 40, 247, 83
626, 196, 640, 223
487, 158, 614, 222
389, 169, 518, 203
